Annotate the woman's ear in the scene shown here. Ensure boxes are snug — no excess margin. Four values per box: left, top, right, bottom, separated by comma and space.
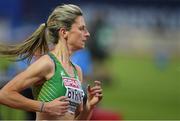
59, 28, 68, 39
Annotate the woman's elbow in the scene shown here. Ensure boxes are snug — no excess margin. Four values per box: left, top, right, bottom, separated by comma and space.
0, 89, 6, 104
0, 88, 14, 104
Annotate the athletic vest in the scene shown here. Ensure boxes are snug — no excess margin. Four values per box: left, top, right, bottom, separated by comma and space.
32, 53, 85, 114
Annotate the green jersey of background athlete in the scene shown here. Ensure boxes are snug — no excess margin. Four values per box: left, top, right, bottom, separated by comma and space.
0, 4, 103, 120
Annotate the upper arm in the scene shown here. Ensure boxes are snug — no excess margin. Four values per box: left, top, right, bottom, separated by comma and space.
2, 55, 54, 92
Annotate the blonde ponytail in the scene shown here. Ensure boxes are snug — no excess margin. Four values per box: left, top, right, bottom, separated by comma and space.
0, 23, 49, 63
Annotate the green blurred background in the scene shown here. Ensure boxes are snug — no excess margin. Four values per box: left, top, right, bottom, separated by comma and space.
102, 54, 180, 119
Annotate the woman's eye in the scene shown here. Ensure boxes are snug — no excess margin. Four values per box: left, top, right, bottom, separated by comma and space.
79, 27, 84, 31
79, 26, 88, 32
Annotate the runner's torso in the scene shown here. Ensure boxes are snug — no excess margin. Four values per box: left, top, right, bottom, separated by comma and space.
32, 53, 84, 119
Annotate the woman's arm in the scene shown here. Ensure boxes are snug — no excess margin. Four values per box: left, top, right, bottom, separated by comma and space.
0, 55, 69, 115
74, 65, 103, 120
0, 55, 52, 112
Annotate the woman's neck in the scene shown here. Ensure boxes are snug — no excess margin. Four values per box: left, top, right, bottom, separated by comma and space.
52, 40, 72, 66
51, 40, 75, 77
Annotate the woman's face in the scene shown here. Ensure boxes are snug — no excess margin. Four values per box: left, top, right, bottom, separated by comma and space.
67, 16, 90, 51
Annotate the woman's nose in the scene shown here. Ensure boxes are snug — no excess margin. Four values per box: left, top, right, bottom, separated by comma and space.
85, 30, 90, 38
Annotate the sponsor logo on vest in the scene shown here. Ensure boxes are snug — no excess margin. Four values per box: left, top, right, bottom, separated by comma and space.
63, 77, 80, 89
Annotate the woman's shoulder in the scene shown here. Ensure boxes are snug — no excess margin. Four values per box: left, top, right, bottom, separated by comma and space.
28, 54, 55, 80
73, 64, 83, 82
35, 54, 54, 65
74, 64, 82, 73
29, 54, 55, 71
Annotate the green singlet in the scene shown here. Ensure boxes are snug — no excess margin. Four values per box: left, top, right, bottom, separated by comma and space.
32, 52, 85, 114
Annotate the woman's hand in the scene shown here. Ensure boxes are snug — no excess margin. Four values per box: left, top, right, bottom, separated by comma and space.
86, 81, 103, 110
43, 96, 69, 116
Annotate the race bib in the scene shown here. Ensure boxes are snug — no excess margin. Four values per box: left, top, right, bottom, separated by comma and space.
62, 77, 84, 113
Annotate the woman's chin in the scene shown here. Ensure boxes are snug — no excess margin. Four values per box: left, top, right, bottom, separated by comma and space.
79, 44, 85, 49
74, 46, 84, 51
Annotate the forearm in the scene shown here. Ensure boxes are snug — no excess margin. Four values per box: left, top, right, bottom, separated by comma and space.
75, 104, 94, 120
0, 90, 42, 112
